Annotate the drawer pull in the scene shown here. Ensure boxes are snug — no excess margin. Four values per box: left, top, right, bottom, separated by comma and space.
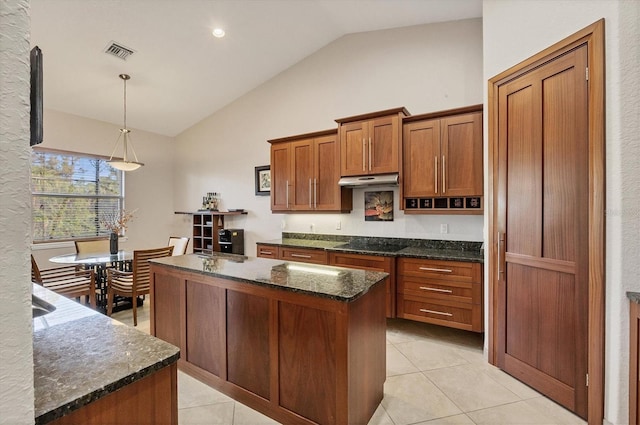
418, 267, 453, 273
260, 250, 272, 255
420, 308, 453, 317
291, 254, 312, 259
419, 286, 453, 294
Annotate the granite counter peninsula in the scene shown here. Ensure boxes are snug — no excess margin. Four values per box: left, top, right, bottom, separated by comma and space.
149, 253, 389, 425
32, 283, 179, 425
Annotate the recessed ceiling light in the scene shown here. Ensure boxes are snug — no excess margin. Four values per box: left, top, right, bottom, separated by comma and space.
212, 28, 225, 38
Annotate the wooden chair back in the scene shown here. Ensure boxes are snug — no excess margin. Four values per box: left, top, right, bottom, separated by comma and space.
132, 246, 175, 295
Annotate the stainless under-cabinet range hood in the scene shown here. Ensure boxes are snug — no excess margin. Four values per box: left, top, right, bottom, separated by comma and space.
338, 173, 399, 187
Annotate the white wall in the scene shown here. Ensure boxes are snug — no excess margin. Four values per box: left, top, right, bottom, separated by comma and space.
0, 0, 36, 423
174, 18, 485, 255
483, 1, 640, 424
31, 109, 176, 266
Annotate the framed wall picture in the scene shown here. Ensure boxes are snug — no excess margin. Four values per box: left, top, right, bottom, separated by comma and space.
255, 165, 271, 196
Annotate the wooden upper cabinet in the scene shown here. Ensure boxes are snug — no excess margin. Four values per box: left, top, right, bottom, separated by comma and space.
403, 105, 483, 199
269, 130, 352, 213
270, 142, 291, 212
337, 107, 408, 177
441, 112, 483, 197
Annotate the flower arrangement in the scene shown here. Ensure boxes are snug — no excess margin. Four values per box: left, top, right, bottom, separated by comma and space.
100, 209, 136, 234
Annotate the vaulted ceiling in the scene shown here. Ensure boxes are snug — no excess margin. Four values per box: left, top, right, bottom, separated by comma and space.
31, 0, 482, 137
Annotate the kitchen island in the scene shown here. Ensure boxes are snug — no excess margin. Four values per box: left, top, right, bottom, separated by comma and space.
32, 283, 179, 425
149, 253, 388, 425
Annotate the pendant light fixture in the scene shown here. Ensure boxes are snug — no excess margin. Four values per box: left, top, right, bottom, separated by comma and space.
107, 74, 144, 171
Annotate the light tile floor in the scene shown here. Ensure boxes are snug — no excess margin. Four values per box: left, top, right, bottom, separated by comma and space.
111, 301, 587, 425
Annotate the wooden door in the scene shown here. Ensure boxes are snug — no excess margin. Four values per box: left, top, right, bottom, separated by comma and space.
441, 112, 483, 197
496, 45, 589, 417
368, 115, 400, 175
290, 139, 314, 211
270, 142, 291, 211
314, 133, 340, 211
403, 119, 440, 197
340, 121, 367, 176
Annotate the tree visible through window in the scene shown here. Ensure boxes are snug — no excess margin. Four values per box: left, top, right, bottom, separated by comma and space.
31, 149, 124, 242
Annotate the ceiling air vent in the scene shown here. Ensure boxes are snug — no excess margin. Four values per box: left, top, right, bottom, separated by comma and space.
104, 41, 135, 60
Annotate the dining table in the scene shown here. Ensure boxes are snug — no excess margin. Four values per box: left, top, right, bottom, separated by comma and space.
49, 250, 134, 312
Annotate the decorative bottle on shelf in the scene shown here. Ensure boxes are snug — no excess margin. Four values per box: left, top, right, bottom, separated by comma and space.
110, 232, 118, 255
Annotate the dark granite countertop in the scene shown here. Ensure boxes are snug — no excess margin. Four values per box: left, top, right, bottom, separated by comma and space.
150, 252, 389, 302
32, 284, 180, 425
258, 233, 484, 263
628, 292, 640, 304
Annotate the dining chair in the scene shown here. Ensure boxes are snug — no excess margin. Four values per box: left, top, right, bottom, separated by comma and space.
106, 246, 174, 326
31, 255, 97, 308
168, 236, 190, 256
74, 239, 110, 254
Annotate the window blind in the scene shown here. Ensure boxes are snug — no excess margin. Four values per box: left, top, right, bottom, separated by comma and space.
31, 149, 124, 242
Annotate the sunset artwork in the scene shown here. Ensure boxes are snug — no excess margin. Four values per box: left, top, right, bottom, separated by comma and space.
364, 191, 393, 221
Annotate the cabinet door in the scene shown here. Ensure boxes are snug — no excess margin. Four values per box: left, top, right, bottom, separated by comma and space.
340, 121, 367, 176
290, 139, 314, 211
368, 115, 400, 175
314, 134, 341, 211
403, 119, 441, 197
270, 143, 291, 211
441, 112, 482, 196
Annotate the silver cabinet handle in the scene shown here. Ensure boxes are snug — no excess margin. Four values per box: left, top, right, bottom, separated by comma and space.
442, 155, 446, 193
291, 253, 312, 259
434, 156, 438, 194
286, 180, 289, 209
314, 178, 317, 209
309, 178, 312, 208
368, 137, 372, 171
497, 231, 505, 278
420, 309, 453, 317
362, 138, 366, 171
260, 250, 273, 255
419, 286, 453, 294
418, 266, 453, 273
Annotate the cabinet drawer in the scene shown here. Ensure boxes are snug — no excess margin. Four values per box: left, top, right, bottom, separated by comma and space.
280, 247, 327, 265
399, 277, 475, 304
398, 258, 480, 283
398, 295, 482, 332
256, 244, 279, 259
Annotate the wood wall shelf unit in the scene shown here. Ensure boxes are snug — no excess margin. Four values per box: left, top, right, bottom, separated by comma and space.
175, 211, 247, 254
402, 105, 483, 214
269, 129, 352, 213
336, 107, 409, 177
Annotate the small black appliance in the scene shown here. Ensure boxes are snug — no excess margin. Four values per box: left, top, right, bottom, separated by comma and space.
218, 229, 244, 255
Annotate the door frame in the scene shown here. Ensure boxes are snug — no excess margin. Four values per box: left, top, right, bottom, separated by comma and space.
487, 19, 605, 424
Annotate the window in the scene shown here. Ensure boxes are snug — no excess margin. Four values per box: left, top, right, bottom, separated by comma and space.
31, 149, 124, 242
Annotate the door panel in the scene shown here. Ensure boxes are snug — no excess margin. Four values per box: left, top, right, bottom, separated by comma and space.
497, 45, 588, 418
270, 143, 290, 211
340, 121, 366, 176
314, 134, 340, 210
369, 116, 399, 174
403, 119, 440, 197
290, 139, 313, 210
441, 112, 483, 196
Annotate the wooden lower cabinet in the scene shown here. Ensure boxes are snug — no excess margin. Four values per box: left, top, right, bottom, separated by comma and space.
49, 364, 177, 425
150, 264, 386, 425
328, 252, 396, 318
397, 258, 483, 332
279, 246, 328, 264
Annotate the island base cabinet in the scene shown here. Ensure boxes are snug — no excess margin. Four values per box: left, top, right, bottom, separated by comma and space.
150, 264, 387, 425
48, 363, 177, 425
